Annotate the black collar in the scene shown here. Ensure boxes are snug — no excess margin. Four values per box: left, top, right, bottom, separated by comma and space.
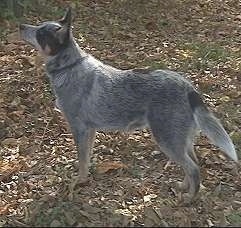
47, 56, 87, 74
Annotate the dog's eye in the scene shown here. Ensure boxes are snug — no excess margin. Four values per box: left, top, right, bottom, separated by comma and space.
54, 26, 62, 32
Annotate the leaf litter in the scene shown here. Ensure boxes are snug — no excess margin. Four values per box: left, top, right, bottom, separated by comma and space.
0, 0, 241, 226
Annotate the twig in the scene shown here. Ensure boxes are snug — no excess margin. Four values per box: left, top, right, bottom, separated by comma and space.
10, 219, 29, 227
38, 117, 53, 149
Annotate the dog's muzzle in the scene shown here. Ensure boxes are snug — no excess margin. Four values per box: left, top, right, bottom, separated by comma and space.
19, 24, 32, 39
19, 24, 39, 48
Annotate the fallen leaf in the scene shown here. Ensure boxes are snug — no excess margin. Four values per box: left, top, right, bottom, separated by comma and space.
1, 138, 19, 146
214, 182, 222, 195
10, 97, 21, 106
4, 43, 18, 52
96, 161, 128, 174
79, 209, 92, 220
151, 150, 161, 156
0, 204, 10, 215
144, 207, 168, 227
0, 160, 27, 182
34, 53, 44, 67
220, 96, 230, 103
218, 211, 228, 227
82, 203, 102, 214
6, 31, 20, 43
235, 15, 241, 21
207, 219, 214, 227
20, 55, 35, 67
63, 210, 76, 226
50, 220, 62, 227
10, 110, 25, 117
0, 219, 6, 226
143, 194, 158, 203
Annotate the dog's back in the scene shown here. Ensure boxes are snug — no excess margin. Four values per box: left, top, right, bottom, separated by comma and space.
51, 53, 195, 133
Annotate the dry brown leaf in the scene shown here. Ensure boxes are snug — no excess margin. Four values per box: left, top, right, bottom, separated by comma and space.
96, 161, 128, 174
0, 160, 27, 182
143, 194, 158, 203
20, 55, 35, 67
1, 137, 19, 146
144, 207, 168, 227
50, 220, 62, 227
0, 219, 6, 226
0, 205, 9, 216
235, 15, 241, 21
3, 43, 18, 52
6, 31, 20, 43
9, 110, 25, 121
79, 209, 92, 220
220, 96, 230, 103
10, 110, 25, 117
35, 53, 44, 67
63, 211, 76, 226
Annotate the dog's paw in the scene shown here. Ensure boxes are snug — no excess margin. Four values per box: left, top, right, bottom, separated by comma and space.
68, 174, 89, 200
72, 174, 89, 186
177, 193, 193, 206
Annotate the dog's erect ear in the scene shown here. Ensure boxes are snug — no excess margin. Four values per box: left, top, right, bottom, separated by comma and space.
59, 7, 72, 27
56, 7, 72, 44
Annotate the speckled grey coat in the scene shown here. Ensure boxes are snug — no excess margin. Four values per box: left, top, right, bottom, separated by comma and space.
20, 8, 237, 204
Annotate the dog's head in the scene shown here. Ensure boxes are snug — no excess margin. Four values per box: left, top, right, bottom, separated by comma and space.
19, 8, 72, 56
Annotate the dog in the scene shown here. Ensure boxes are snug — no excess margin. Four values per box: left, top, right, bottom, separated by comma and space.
19, 8, 238, 204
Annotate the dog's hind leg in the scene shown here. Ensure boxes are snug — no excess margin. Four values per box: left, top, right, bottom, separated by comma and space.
177, 143, 199, 192
178, 153, 200, 204
187, 134, 199, 164
148, 113, 200, 204
157, 142, 200, 204
87, 128, 96, 158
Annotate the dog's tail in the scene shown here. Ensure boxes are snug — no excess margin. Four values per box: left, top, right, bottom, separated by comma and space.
188, 91, 238, 162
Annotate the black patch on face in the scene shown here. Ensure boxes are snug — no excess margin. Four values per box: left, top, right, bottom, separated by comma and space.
36, 23, 69, 56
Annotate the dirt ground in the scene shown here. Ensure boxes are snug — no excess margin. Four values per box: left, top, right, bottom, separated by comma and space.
0, 0, 241, 226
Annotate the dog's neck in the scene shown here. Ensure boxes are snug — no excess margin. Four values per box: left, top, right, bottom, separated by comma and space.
45, 40, 88, 74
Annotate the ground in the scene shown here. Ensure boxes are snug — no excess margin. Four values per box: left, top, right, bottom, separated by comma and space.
0, 0, 241, 226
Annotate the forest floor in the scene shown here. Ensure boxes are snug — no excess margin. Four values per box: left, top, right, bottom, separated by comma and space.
0, 0, 241, 226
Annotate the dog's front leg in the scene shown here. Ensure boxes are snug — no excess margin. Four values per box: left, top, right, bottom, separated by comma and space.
76, 128, 96, 182
67, 125, 96, 198
69, 122, 96, 183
